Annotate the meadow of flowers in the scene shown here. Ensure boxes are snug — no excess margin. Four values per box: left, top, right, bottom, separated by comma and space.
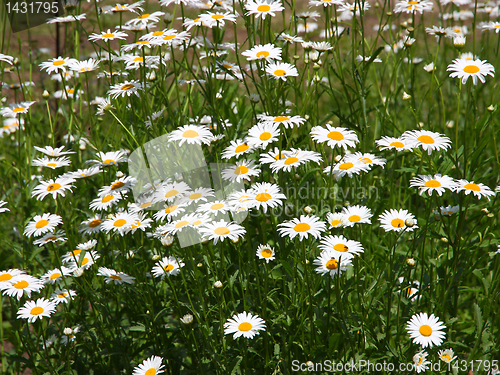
0, 0, 500, 373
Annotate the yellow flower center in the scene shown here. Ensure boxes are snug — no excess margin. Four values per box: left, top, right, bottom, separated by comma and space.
14, 280, 29, 289
36, 219, 49, 229
165, 205, 177, 213
45, 236, 57, 242
164, 264, 174, 272
121, 84, 135, 91
192, 220, 202, 225
53, 60, 65, 66
46, 163, 58, 168
102, 33, 115, 38
50, 272, 61, 280
0, 274, 12, 282
137, 41, 149, 45
189, 193, 202, 200
326, 259, 338, 269
152, 31, 164, 36
408, 0, 419, 4
175, 220, 190, 228
234, 166, 249, 175
138, 13, 150, 18
114, 219, 127, 227
464, 183, 480, 191
238, 322, 252, 331
234, 144, 249, 153
419, 324, 433, 337
165, 189, 179, 198
360, 157, 372, 163
391, 218, 405, 228
333, 244, 349, 252
330, 219, 341, 227
163, 34, 176, 40
211, 203, 224, 210
13, 107, 25, 112
274, 116, 289, 122
424, 180, 441, 187
261, 249, 273, 258
183, 130, 199, 138
273, 69, 286, 76
212, 14, 225, 19
140, 202, 152, 208
102, 195, 114, 203
327, 131, 344, 141
57, 293, 67, 298
259, 132, 272, 141
102, 159, 115, 164
389, 141, 404, 148
255, 192, 272, 202
214, 227, 230, 235
284, 156, 299, 165
417, 135, 435, 144
293, 223, 311, 232
30, 306, 44, 315
257, 4, 271, 11
111, 181, 125, 190
47, 183, 62, 191
348, 215, 361, 222
442, 354, 451, 361
90, 219, 102, 227
134, 57, 144, 62
110, 275, 122, 280
338, 162, 354, 170
256, 51, 270, 58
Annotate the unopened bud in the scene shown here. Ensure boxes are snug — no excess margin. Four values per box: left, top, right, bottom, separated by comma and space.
453, 36, 466, 49
214, 280, 223, 288
402, 92, 411, 101
406, 258, 416, 266
73, 268, 84, 277
487, 105, 495, 112
405, 218, 415, 227
63, 327, 73, 335
42, 90, 50, 99
152, 254, 161, 261
180, 313, 194, 324
304, 206, 313, 214
440, 237, 449, 243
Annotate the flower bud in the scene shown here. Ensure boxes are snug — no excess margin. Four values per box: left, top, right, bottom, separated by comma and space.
453, 36, 466, 50
405, 218, 416, 227
42, 90, 50, 99
214, 280, 223, 289
304, 206, 313, 214
402, 92, 411, 101
63, 327, 73, 335
406, 258, 416, 266
180, 314, 194, 324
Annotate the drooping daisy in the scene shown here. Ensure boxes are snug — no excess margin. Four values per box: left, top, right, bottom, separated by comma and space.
413, 351, 430, 373
438, 348, 456, 363
258, 113, 306, 129
104, 1, 144, 14
447, 58, 495, 85
318, 235, 364, 259
247, 182, 286, 213
32, 230, 67, 247
50, 289, 76, 304
241, 44, 282, 62
97, 267, 135, 285
265, 62, 299, 81
278, 215, 326, 240
221, 139, 254, 159
246, 122, 280, 149
309, 0, 344, 6
341, 205, 372, 227
152, 256, 184, 278
313, 251, 353, 278
409, 174, 456, 196
256, 244, 276, 263
102, 211, 138, 234
127, 212, 154, 234
17, 298, 57, 323
32, 177, 76, 200
224, 312, 266, 339
324, 158, 371, 178
270, 148, 322, 173
326, 212, 346, 229
132, 355, 165, 375
406, 312, 447, 348
198, 220, 247, 244
379, 209, 418, 232
79, 215, 104, 234
0, 53, 14, 64
245, 0, 284, 19
33, 145, 75, 157
40, 267, 73, 285
90, 150, 129, 166
221, 160, 261, 182
310, 125, 359, 150
126, 11, 165, 26
199, 11, 238, 28
454, 179, 495, 200
24, 213, 63, 237
88, 29, 128, 42
1, 275, 44, 300
168, 124, 213, 146
39, 57, 76, 74
394, 0, 433, 13
31, 156, 71, 170
277, 33, 304, 44
402, 130, 452, 155
89, 192, 123, 211
108, 80, 144, 99
376, 136, 417, 151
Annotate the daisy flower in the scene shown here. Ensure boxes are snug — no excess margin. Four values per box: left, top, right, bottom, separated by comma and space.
126, 11, 165, 26
222, 139, 254, 159
224, 312, 266, 339
24, 213, 63, 237
349, 152, 386, 168
270, 148, 322, 173
313, 251, 353, 278
341, 205, 372, 227
198, 220, 247, 244
242, 44, 282, 62
0, 269, 25, 285
413, 351, 430, 373
266, 62, 299, 81
438, 349, 456, 363
88, 29, 128, 42
256, 244, 276, 263
1, 275, 44, 300
31, 156, 71, 170
132, 355, 165, 375
105, 1, 144, 13
277, 33, 304, 43
32, 177, 76, 200
153, 203, 187, 222
398, 277, 420, 301
32, 231, 67, 247
433, 205, 459, 216
247, 182, 286, 213
482, 21, 500, 33
406, 312, 447, 348
40, 267, 73, 285
0, 53, 14, 64
39, 56, 76, 74
91, 150, 128, 166
102, 211, 138, 234
318, 235, 364, 259
221, 160, 261, 182
309, 0, 344, 6
128, 212, 154, 234
33, 145, 75, 157
0, 201, 10, 213
50, 289, 76, 304
108, 80, 144, 99
258, 114, 306, 129
121, 40, 154, 52
89, 192, 122, 211
152, 256, 184, 278
379, 209, 418, 232
246, 122, 280, 149
376, 136, 416, 151
326, 212, 346, 229
310, 124, 359, 150
99, 176, 137, 197
168, 124, 213, 146
97, 267, 135, 284
409, 174, 456, 196
17, 298, 57, 323
245, 0, 284, 19
324, 158, 371, 178
199, 11, 238, 28
394, 0, 433, 13
402, 130, 451, 155
155, 182, 192, 203
161, 215, 195, 235
454, 179, 495, 200
447, 57, 495, 84
197, 200, 232, 216
0, 101, 36, 117
64, 251, 100, 271
278, 215, 326, 240
179, 187, 215, 205
68, 58, 100, 73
